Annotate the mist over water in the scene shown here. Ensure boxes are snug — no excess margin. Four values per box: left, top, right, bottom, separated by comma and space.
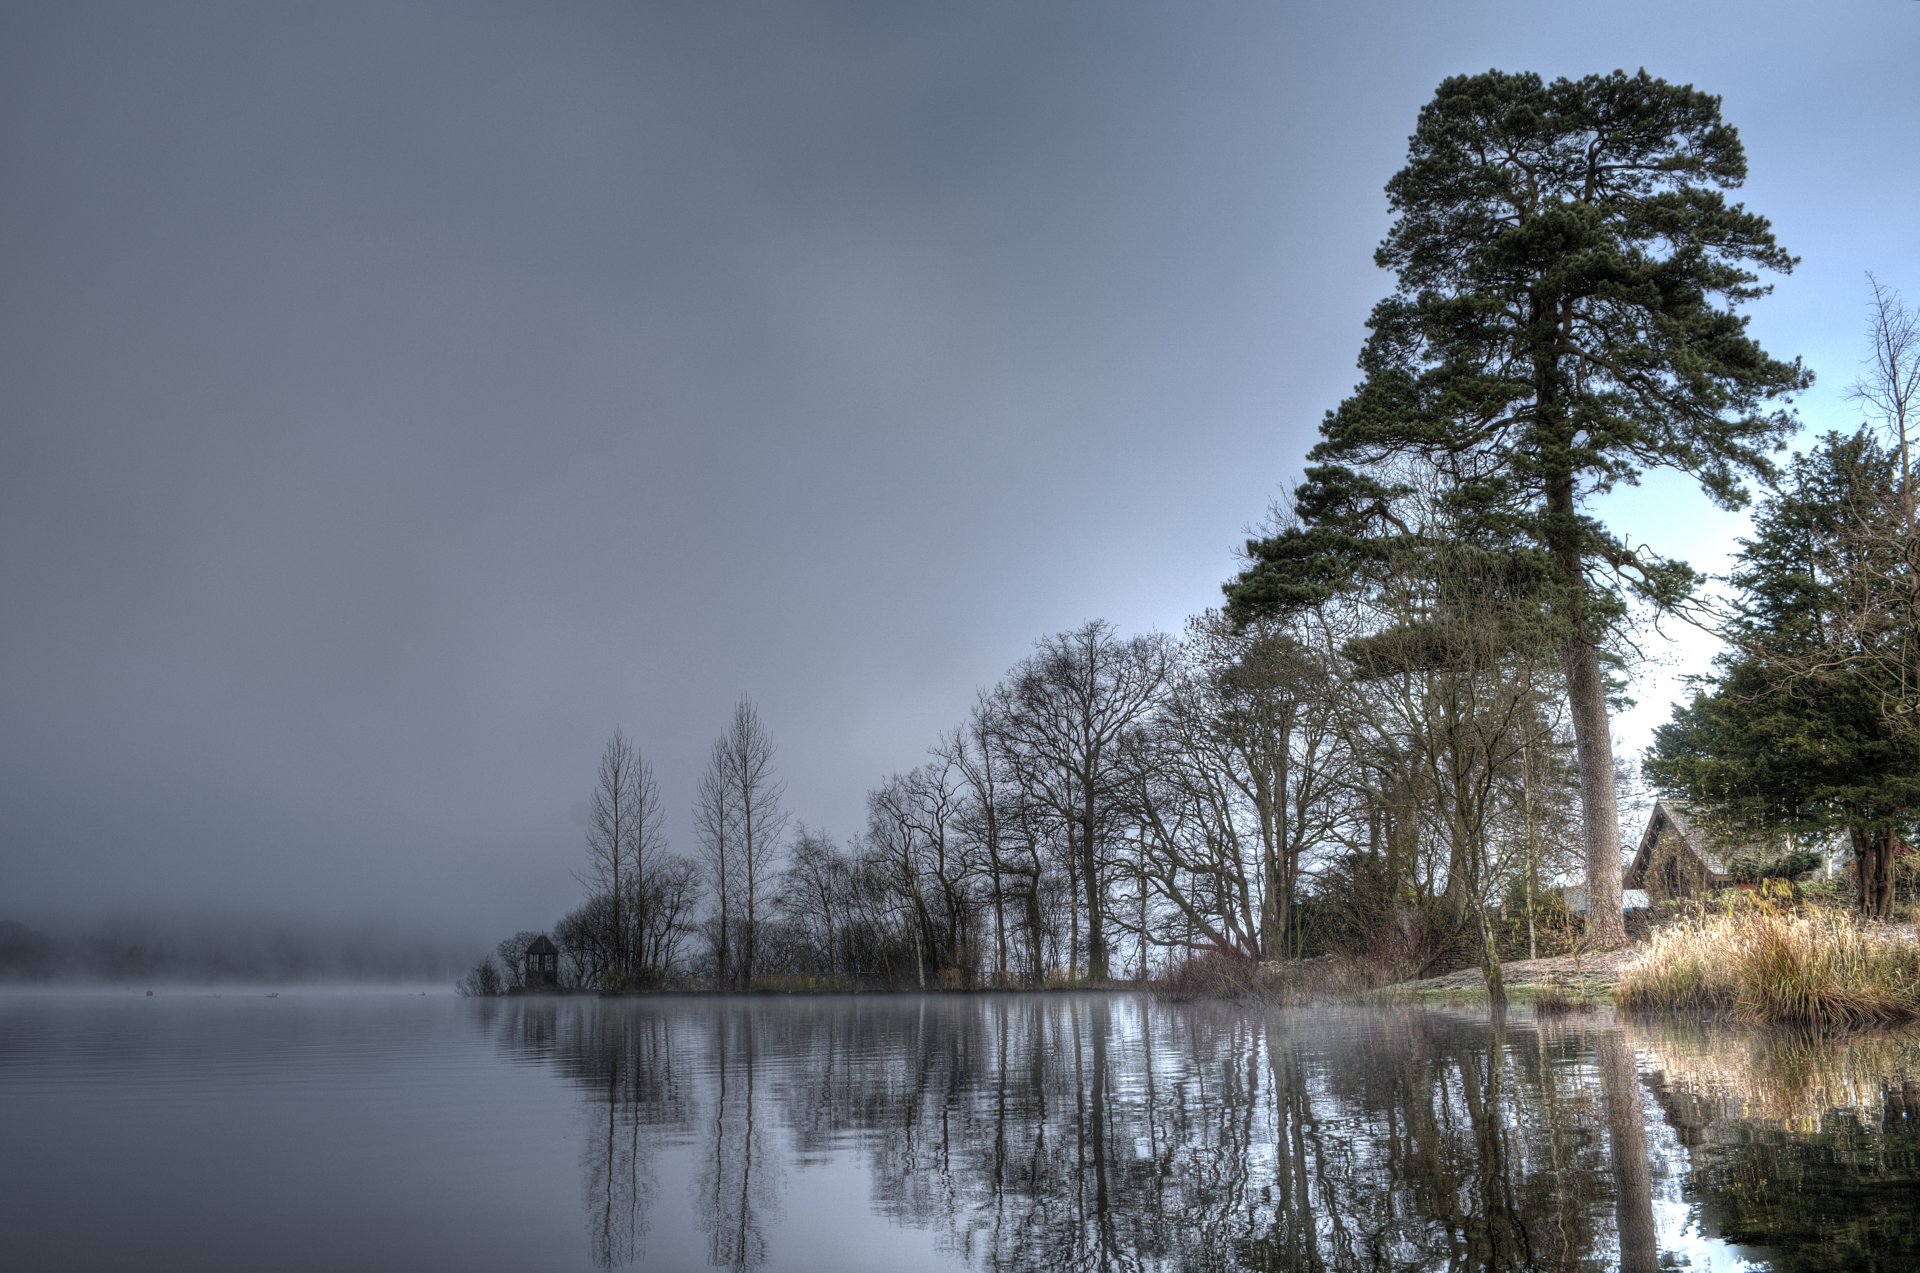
5, 992, 1915, 1272
0, 914, 477, 986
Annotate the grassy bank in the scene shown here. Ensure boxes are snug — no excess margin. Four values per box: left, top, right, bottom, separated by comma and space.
1369, 946, 1638, 1009
1618, 909, 1920, 1028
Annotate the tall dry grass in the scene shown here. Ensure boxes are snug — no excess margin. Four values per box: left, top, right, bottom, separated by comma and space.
1618, 909, 1920, 1028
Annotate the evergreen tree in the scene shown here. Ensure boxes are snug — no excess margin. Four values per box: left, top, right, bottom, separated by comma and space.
1647, 432, 1920, 916
1228, 70, 1808, 944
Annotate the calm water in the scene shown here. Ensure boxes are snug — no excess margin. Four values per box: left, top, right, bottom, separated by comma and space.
2, 991, 1917, 1272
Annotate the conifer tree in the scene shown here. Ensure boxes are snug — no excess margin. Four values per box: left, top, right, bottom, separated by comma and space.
1228, 70, 1808, 945
1647, 432, 1920, 917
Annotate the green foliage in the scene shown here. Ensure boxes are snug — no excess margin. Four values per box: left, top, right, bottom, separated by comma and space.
1228, 68, 1807, 632
1645, 432, 1920, 895
1724, 847, 1824, 885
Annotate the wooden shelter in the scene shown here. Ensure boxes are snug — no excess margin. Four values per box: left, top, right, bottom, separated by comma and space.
523, 934, 559, 990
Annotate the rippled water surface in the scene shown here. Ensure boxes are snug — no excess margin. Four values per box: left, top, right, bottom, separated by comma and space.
2, 990, 1917, 1271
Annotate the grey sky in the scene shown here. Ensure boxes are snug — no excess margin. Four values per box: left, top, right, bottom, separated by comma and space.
4, 2, 1916, 944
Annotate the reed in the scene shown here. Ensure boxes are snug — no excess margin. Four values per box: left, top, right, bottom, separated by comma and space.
1529, 982, 1593, 1015
1619, 909, 1920, 1028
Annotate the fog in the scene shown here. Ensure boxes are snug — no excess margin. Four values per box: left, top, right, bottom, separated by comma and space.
3, 1, 1916, 953
0, 914, 470, 985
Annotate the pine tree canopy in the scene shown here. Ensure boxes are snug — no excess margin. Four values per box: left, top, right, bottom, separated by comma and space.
1227, 68, 1810, 630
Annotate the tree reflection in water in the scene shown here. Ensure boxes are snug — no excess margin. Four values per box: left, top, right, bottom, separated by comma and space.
474, 996, 1920, 1272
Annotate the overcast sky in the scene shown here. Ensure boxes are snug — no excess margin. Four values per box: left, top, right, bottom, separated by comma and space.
4, 1, 1917, 945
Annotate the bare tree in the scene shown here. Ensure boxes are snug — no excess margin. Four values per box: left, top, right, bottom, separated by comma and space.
697, 698, 789, 989
777, 826, 846, 980
1119, 611, 1342, 965
694, 745, 736, 985
638, 856, 703, 974
1853, 274, 1920, 527
556, 892, 620, 988
1002, 622, 1170, 981
580, 728, 668, 982
457, 957, 503, 997
939, 697, 1015, 984
495, 929, 547, 990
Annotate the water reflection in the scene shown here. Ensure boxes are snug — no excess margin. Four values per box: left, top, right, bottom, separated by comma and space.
472, 996, 1920, 1272
1638, 1025, 1920, 1271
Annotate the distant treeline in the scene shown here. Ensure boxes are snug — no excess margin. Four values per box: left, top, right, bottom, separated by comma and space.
0, 918, 469, 984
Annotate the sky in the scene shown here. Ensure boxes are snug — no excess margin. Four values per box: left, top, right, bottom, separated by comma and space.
3, 1, 1917, 947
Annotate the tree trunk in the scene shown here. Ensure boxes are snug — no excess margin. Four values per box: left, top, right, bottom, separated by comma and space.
1522, 733, 1539, 962
1257, 741, 1291, 961
1565, 636, 1625, 946
716, 859, 730, 989
1066, 831, 1081, 981
1478, 904, 1506, 1008
1024, 883, 1045, 987
1852, 824, 1897, 920
990, 863, 1008, 986
1547, 470, 1626, 948
1598, 1029, 1658, 1273
1082, 783, 1108, 981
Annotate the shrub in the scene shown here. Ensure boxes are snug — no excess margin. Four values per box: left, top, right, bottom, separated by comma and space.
1153, 949, 1266, 1001
1726, 848, 1824, 886
457, 958, 504, 997
1794, 879, 1850, 910
1530, 982, 1593, 1015
1153, 950, 1372, 1004
1493, 886, 1582, 961
1299, 854, 1480, 983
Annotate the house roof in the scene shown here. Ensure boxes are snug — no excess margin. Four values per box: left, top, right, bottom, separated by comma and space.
1657, 801, 1732, 875
1623, 798, 1801, 887
526, 934, 558, 955
1624, 799, 1734, 887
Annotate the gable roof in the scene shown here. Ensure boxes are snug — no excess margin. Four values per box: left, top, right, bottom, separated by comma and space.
1624, 799, 1738, 887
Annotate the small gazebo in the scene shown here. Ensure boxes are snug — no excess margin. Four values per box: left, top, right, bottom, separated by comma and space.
523, 934, 559, 990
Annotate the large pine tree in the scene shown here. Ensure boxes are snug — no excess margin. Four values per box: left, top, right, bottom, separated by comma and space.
1228, 70, 1808, 945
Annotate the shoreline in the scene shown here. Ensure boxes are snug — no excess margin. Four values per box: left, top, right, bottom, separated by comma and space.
498, 983, 1152, 999
1374, 947, 1640, 1007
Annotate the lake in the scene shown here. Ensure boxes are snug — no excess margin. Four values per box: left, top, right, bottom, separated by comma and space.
2, 990, 1916, 1272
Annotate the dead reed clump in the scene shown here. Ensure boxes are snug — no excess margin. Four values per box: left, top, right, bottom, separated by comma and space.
1153, 951, 1363, 1004
1619, 910, 1920, 1028
1530, 982, 1593, 1015
1153, 949, 1267, 1001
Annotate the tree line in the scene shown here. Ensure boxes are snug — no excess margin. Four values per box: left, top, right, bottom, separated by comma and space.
468, 68, 1917, 997
470, 596, 1588, 996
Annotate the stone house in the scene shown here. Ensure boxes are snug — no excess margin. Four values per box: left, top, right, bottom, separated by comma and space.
1623, 801, 1735, 903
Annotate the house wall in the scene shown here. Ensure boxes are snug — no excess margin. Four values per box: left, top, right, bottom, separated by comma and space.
1642, 829, 1714, 904
524, 950, 559, 988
